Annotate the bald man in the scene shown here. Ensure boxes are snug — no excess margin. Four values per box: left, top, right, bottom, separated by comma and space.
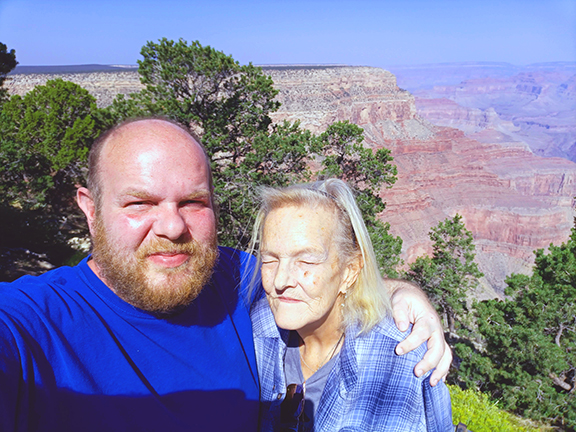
0, 118, 449, 431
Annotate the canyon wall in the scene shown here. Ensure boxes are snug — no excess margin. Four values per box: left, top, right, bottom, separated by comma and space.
6, 71, 142, 107
408, 66, 576, 162
6, 66, 576, 296
265, 66, 576, 296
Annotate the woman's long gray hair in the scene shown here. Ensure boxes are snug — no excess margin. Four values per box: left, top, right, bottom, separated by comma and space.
248, 179, 391, 334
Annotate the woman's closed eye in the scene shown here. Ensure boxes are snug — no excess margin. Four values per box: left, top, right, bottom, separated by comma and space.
261, 256, 278, 265
298, 260, 319, 266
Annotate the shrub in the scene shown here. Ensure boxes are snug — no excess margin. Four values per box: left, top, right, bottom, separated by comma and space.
449, 385, 547, 431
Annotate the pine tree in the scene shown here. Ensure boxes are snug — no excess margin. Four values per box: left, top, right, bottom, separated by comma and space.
406, 214, 483, 333
456, 220, 576, 429
104, 38, 402, 273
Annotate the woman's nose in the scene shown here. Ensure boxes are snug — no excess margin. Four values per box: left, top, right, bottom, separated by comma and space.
274, 260, 297, 291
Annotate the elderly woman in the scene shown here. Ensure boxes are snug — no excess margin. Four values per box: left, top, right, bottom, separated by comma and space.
249, 179, 452, 432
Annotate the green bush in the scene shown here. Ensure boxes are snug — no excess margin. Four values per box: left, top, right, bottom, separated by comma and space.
449, 385, 546, 431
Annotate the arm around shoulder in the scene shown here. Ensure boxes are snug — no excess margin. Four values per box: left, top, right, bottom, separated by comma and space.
387, 279, 452, 385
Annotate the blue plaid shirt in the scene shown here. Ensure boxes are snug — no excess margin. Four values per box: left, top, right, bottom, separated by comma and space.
251, 297, 453, 431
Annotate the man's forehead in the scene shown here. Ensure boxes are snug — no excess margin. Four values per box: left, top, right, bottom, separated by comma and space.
105, 120, 199, 154
96, 120, 212, 191
99, 121, 208, 174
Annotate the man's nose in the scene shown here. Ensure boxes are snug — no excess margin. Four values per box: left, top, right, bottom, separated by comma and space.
274, 260, 297, 291
153, 205, 188, 240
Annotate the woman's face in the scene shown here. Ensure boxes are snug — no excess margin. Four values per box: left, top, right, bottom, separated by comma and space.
260, 204, 358, 337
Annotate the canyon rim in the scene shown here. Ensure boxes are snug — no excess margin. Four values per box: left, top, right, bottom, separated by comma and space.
7, 64, 576, 296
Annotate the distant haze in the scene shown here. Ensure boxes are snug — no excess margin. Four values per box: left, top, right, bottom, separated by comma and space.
12, 61, 576, 90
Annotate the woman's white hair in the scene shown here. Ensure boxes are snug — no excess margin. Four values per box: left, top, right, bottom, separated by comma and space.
249, 178, 391, 334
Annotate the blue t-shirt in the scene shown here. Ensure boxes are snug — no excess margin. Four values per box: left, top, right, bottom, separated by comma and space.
0, 247, 260, 431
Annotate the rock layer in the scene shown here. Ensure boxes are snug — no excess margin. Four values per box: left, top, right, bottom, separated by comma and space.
6, 66, 576, 295
410, 68, 576, 162
265, 67, 576, 295
6, 72, 142, 107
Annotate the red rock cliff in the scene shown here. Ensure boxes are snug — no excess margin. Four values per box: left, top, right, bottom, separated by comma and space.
7, 67, 576, 295
266, 66, 576, 296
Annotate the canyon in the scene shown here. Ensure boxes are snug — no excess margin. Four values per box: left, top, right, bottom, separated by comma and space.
265, 65, 576, 297
6, 63, 576, 296
392, 62, 576, 162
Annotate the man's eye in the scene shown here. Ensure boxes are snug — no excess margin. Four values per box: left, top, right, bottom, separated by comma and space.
182, 200, 207, 207
126, 201, 148, 207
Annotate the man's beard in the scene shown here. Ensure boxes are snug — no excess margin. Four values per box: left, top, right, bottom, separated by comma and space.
91, 217, 219, 314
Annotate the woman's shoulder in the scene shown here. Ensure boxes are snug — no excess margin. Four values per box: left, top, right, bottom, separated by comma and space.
371, 315, 411, 342
349, 316, 428, 369
353, 314, 415, 344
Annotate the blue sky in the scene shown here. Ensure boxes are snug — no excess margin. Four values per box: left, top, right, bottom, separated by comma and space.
1, 0, 575, 67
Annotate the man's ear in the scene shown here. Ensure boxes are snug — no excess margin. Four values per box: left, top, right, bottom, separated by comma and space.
77, 187, 97, 235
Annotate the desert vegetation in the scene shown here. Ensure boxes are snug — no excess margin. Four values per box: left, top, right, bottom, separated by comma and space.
1, 39, 573, 430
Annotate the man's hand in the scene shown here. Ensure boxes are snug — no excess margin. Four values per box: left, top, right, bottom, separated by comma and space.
388, 279, 452, 386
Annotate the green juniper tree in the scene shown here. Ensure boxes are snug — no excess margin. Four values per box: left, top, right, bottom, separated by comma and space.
406, 214, 483, 333
106, 38, 279, 154
106, 38, 402, 274
0, 78, 105, 253
456, 221, 576, 430
0, 79, 102, 214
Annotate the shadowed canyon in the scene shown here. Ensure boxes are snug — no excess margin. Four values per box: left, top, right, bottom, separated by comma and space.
7, 62, 576, 295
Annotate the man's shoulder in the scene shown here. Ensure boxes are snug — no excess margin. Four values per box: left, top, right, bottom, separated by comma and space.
1, 262, 84, 295
0, 261, 88, 318
215, 246, 255, 270
213, 246, 257, 289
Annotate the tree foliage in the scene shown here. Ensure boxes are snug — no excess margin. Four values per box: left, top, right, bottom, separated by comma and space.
0, 42, 18, 101
406, 214, 483, 333
455, 221, 576, 430
0, 79, 104, 236
104, 38, 401, 274
107, 38, 279, 154
316, 120, 401, 276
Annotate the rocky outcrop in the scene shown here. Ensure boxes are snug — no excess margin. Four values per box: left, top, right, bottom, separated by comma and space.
6, 66, 576, 295
414, 98, 521, 137
379, 128, 575, 293
267, 66, 435, 141
409, 67, 576, 162
266, 67, 576, 295
5, 72, 143, 107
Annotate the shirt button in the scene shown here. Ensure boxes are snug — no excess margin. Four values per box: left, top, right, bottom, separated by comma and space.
277, 393, 283, 400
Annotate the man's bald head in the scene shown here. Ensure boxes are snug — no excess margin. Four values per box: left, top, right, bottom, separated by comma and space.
87, 117, 213, 207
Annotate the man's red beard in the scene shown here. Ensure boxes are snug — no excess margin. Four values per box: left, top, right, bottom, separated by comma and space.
91, 216, 219, 314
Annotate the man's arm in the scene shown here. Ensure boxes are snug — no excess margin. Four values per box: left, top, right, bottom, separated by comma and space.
387, 279, 452, 386
0, 317, 22, 431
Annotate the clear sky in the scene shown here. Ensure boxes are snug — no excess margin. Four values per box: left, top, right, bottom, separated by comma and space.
1, 0, 575, 67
